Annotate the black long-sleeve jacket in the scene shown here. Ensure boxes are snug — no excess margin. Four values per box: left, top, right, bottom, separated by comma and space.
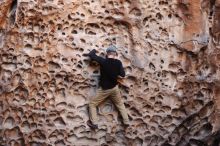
88, 49, 125, 90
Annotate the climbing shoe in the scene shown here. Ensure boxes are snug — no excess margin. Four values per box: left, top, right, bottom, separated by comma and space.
87, 120, 98, 129
122, 122, 129, 128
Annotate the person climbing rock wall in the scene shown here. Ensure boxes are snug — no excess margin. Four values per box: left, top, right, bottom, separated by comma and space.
0, 0, 220, 145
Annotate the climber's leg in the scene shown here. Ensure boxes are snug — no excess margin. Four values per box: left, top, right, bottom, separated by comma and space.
110, 86, 129, 126
88, 88, 111, 126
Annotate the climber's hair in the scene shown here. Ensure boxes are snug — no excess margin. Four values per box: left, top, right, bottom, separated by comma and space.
107, 51, 117, 57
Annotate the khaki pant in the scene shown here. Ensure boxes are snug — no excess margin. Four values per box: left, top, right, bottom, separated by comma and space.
89, 86, 129, 124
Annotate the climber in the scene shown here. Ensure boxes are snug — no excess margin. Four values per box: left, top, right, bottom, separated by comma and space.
85, 45, 129, 129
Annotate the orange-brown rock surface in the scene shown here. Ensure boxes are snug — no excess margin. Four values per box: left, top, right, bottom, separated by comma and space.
0, 0, 220, 145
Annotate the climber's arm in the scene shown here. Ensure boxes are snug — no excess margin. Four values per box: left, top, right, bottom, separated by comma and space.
87, 49, 105, 64
118, 60, 125, 78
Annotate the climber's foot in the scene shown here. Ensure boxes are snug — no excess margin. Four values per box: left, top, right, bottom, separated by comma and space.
87, 120, 98, 129
122, 122, 129, 128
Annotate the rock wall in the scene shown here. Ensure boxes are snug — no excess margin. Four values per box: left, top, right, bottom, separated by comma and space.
0, 0, 220, 145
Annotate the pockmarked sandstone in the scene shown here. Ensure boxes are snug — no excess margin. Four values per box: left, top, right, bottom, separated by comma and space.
1, 0, 220, 145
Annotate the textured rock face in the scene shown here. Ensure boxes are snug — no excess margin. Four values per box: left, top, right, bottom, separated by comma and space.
0, 0, 220, 145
